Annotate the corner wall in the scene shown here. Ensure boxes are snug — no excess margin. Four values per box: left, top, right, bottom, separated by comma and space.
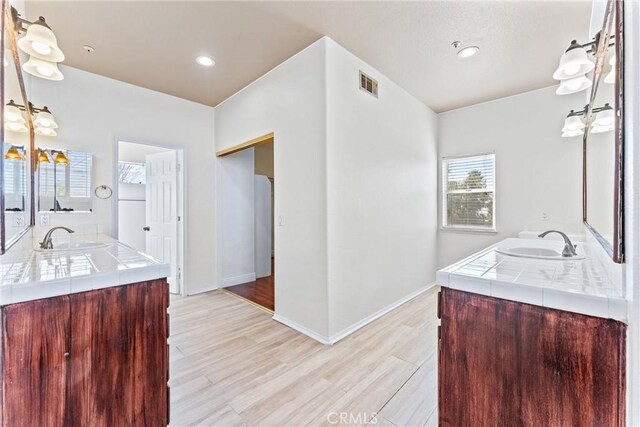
214, 39, 330, 338
436, 86, 586, 268
325, 39, 438, 338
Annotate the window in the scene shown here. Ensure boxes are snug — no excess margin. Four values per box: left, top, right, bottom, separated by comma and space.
442, 153, 495, 231
38, 150, 93, 212
118, 161, 146, 184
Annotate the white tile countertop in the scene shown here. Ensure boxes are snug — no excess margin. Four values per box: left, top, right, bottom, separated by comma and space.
436, 237, 627, 322
0, 234, 170, 305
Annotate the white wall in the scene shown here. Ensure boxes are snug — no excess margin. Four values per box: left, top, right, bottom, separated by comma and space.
437, 86, 586, 268
28, 66, 216, 294
215, 39, 329, 338
254, 175, 272, 278
220, 148, 256, 286
325, 39, 438, 337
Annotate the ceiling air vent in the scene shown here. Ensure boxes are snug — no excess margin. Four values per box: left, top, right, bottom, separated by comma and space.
359, 71, 378, 97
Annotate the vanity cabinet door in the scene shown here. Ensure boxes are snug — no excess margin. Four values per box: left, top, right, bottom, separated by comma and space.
67, 279, 169, 426
0, 296, 71, 426
439, 288, 626, 427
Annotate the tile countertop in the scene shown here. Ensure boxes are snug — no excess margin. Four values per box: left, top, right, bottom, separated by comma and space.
436, 237, 627, 322
0, 234, 170, 306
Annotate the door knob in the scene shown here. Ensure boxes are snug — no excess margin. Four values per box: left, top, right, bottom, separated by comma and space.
143, 226, 150, 231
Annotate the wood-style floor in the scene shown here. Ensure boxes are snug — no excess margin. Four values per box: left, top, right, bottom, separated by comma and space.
168, 286, 439, 426
225, 262, 275, 311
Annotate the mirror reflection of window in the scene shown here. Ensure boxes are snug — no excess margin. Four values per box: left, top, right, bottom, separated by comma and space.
38, 150, 93, 212
3, 144, 27, 212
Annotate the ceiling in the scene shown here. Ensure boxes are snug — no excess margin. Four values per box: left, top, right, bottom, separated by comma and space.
25, 1, 592, 113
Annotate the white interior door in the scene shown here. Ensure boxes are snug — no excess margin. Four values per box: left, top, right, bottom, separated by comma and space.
145, 151, 179, 293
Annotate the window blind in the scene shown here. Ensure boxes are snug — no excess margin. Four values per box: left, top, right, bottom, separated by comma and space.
69, 152, 92, 198
442, 154, 495, 230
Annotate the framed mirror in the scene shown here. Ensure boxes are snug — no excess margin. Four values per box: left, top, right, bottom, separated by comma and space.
37, 149, 93, 213
1, 2, 34, 254
583, 0, 624, 263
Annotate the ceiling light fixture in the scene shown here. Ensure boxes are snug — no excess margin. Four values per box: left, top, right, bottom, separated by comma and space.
196, 55, 215, 67
12, 8, 65, 80
457, 46, 480, 59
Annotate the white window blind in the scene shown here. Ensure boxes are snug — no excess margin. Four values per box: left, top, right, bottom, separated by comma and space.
69, 152, 92, 198
442, 153, 495, 230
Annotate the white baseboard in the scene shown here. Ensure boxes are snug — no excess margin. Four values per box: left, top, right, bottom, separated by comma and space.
221, 273, 256, 288
272, 314, 331, 345
186, 283, 218, 296
328, 282, 436, 344
272, 282, 436, 345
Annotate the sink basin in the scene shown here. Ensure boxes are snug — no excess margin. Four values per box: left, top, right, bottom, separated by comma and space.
496, 245, 585, 260
35, 242, 109, 252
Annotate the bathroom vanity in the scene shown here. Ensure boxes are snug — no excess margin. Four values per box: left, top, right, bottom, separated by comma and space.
0, 235, 170, 426
436, 237, 626, 426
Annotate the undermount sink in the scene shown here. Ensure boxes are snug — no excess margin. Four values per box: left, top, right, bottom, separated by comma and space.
34, 242, 109, 252
496, 245, 585, 260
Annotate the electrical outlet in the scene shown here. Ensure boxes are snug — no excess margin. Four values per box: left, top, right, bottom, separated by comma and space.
40, 214, 50, 227
13, 215, 24, 228
278, 216, 284, 226
541, 212, 549, 221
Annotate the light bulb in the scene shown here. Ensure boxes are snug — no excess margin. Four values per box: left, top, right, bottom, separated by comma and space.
36, 65, 54, 77
31, 41, 52, 56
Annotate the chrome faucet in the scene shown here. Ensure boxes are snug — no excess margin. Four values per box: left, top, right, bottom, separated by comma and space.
538, 230, 577, 257
39, 226, 75, 249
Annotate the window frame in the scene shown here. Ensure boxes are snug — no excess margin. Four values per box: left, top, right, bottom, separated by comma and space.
441, 152, 497, 233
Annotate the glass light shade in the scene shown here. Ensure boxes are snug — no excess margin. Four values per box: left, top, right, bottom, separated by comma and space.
592, 108, 615, 127
591, 125, 614, 134
22, 56, 63, 81
561, 129, 583, 138
553, 43, 594, 80
53, 151, 69, 165
38, 150, 50, 164
4, 146, 22, 161
34, 110, 58, 128
17, 19, 65, 62
35, 126, 57, 137
457, 46, 480, 58
5, 121, 28, 133
562, 115, 585, 132
4, 105, 25, 123
604, 54, 616, 84
556, 75, 592, 95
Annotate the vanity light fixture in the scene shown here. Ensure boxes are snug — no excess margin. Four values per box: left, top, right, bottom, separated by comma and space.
12, 8, 65, 80
37, 149, 50, 164
604, 54, 616, 84
4, 100, 28, 133
196, 55, 215, 67
561, 103, 614, 138
33, 106, 58, 129
51, 149, 69, 166
556, 74, 592, 95
553, 40, 594, 80
4, 146, 24, 161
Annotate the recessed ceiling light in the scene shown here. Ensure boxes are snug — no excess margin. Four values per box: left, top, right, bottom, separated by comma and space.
196, 55, 215, 67
457, 46, 480, 58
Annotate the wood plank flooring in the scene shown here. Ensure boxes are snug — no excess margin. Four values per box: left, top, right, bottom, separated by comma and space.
225, 263, 275, 311
169, 286, 439, 426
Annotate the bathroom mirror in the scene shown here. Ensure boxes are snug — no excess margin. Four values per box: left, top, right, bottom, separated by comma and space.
1, 3, 34, 254
37, 149, 93, 212
583, 0, 623, 263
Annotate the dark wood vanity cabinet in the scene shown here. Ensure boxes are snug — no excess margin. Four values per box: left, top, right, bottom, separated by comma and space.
0, 279, 170, 426
438, 288, 626, 427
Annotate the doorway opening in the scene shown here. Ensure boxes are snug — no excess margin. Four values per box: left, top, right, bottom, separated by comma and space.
116, 140, 185, 295
217, 133, 274, 311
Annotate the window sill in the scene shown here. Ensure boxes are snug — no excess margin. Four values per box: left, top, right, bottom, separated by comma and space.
440, 227, 498, 235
